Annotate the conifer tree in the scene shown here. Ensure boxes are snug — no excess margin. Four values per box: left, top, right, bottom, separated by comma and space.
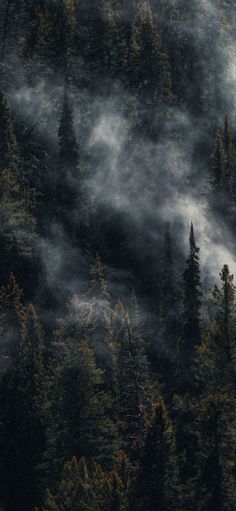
210, 130, 225, 190
223, 115, 232, 170
55, 86, 79, 236
129, 290, 151, 412
43, 453, 130, 511
131, 396, 179, 511
179, 223, 201, 387
0, 88, 18, 175
43, 457, 97, 511
190, 266, 236, 509
196, 265, 236, 395
0, 168, 36, 269
114, 298, 150, 459
0, 273, 25, 361
45, 338, 117, 483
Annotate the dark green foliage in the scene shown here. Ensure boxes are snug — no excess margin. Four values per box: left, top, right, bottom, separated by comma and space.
114, 298, 150, 460
0, 88, 18, 174
179, 223, 202, 388
45, 338, 117, 481
0, 2, 236, 510
55, 86, 79, 236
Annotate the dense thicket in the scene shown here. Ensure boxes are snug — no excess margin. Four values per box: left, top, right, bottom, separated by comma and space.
0, 1, 236, 510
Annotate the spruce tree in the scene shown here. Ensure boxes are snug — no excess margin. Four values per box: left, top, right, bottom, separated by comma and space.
0, 168, 36, 266
0, 88, 18, 175
192, 266, 236, 509
223, 115, 232, 170
43, 453, 131, 511
55, 86, 79, 237
179, 223, 202, 387
43, 457, 97, 511
44, 338, 117, 483
114, 300, 141, 458
114, 298, 150, 460
195, 265, 236, 395
210, 130, 225, 190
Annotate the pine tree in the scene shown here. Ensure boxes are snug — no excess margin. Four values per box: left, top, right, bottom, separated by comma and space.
114, 298, 150, 460
191, 266, 236, 509
223, 115, 232, 170
131, 396, 179, 511
43, 457, 97, 511
213, 265, 235, 369
44, 337, 117, 484
55, 86, 79, 236
129, 290, 151, 413
195, 265, 236, 395
0, 273, 25, 363
210, 130, 225, 190
0, 168, 36, 268
179, 223, 202, 388
43, 453, 131, 511
0, 88, 18, 175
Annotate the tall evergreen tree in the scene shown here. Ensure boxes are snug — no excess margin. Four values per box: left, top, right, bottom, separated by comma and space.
55, 86, 79, 236
114, 298, 150, 460
0, 168, 36, 267
223, 115, 232, 170
0, 88, 18, 175
196, 265, 236, 395
210, 130, 225, 190
44, 337, 117, 484
179, 223, 202, 387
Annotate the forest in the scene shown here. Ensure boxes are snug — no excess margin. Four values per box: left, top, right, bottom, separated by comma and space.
0, 0, 236, 510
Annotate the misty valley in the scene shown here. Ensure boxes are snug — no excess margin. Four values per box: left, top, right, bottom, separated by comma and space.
0, 1, 236, 510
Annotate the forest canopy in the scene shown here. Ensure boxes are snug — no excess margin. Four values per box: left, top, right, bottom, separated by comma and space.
0, 1, 236, 510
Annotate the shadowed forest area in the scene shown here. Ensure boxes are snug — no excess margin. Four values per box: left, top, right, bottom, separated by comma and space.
0, 1, 236, 510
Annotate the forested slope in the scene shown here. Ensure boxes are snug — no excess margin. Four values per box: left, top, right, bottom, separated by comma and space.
0, 1, 236, 510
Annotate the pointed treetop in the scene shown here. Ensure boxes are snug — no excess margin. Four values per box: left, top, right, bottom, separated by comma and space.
189, 222, 199, 254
